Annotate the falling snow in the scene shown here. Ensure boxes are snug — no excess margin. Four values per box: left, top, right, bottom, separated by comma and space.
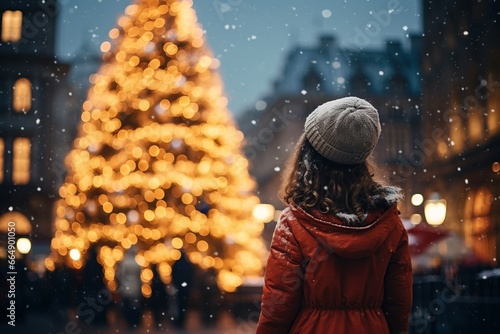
4, 1, 498, 332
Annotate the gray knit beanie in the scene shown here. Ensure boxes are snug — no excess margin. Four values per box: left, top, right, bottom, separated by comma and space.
304, 96, 381, 165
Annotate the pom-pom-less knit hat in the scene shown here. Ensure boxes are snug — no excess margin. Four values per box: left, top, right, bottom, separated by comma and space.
304, 96, 381, 165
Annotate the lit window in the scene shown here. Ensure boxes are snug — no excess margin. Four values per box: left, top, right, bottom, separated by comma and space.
449, 109, 465, 153
487, 92, 499, 135
1, 10, 22, 42
464, 187, 495, 264
13, 138, 30, 185
0, 139, 4, 183
13, 78, 31, 112
467, 106, 484, 143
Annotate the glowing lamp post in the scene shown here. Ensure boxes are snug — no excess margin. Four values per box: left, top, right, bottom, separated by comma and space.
16, 238, 32, 254
252, 204, 276, 223
424, 193, 447, 226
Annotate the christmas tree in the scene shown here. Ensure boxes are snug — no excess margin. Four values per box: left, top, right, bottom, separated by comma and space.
47, 0, 267, 294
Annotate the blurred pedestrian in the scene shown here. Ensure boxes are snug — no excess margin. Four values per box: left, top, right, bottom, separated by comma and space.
256, 97, 413, 334
117, 246, 143, 330
149, 264, 168, 330
82, 246, 109, 326
48, 263, 72, 324
171, 249, 194, 329
14, 257, 28, 323
200, 267, 219, 326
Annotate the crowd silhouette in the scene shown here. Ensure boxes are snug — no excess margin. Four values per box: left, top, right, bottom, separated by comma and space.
0, 246, 241, 333
41, 246, 208, 331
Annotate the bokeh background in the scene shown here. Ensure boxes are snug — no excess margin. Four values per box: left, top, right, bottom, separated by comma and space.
0, 0, 499, 333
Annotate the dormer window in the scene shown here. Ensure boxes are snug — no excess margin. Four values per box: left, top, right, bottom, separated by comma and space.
302, 65, 323, 92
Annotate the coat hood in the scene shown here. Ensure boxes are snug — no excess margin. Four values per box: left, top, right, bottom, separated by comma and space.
289, 186, 403, 259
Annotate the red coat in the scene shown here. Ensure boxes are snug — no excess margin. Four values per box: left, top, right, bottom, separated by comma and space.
256, 202, 412, 334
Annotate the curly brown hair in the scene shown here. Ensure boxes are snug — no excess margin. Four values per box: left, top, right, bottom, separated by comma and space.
280, 133, 385, 219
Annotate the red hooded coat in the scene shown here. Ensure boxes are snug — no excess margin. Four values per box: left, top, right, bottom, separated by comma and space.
256, 189, 412, 334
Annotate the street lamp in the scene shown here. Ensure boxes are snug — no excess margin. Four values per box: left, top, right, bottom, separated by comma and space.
424, 192, 447, 226
410, 214, 422, 225
252, 204, 275, 223
16, 238, 31, 254
411, 194, 424, 206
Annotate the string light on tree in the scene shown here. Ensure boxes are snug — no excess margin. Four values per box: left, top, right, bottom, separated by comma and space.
48, 0, 267, 294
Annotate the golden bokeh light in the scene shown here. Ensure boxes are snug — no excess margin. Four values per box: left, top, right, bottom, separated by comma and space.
69, 249, 81, 261
48, 0, 266, 295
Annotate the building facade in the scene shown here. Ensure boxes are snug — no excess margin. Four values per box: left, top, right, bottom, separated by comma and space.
421, 0, 500, 265
239, 34, 422, 239
0, 0, 68, 259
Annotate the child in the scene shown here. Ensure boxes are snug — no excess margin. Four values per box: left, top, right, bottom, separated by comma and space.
256, 97, 412, 334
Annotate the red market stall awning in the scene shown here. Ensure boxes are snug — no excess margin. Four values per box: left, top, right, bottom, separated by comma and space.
406, 223, 450, 256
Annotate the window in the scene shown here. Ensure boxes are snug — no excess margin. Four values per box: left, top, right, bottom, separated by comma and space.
487, 91, 499, 135
467, 106, 484, 143
1, 10, 22, 42
0, 138, 4, 183
302, 66, 322, 93
464, 187, 495, 264
13, 78, 31, 112
449, 107, 465, 153
13, 138, 30, 185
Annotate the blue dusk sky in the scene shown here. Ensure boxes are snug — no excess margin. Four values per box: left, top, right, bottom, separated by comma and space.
56, 0, 422, 117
